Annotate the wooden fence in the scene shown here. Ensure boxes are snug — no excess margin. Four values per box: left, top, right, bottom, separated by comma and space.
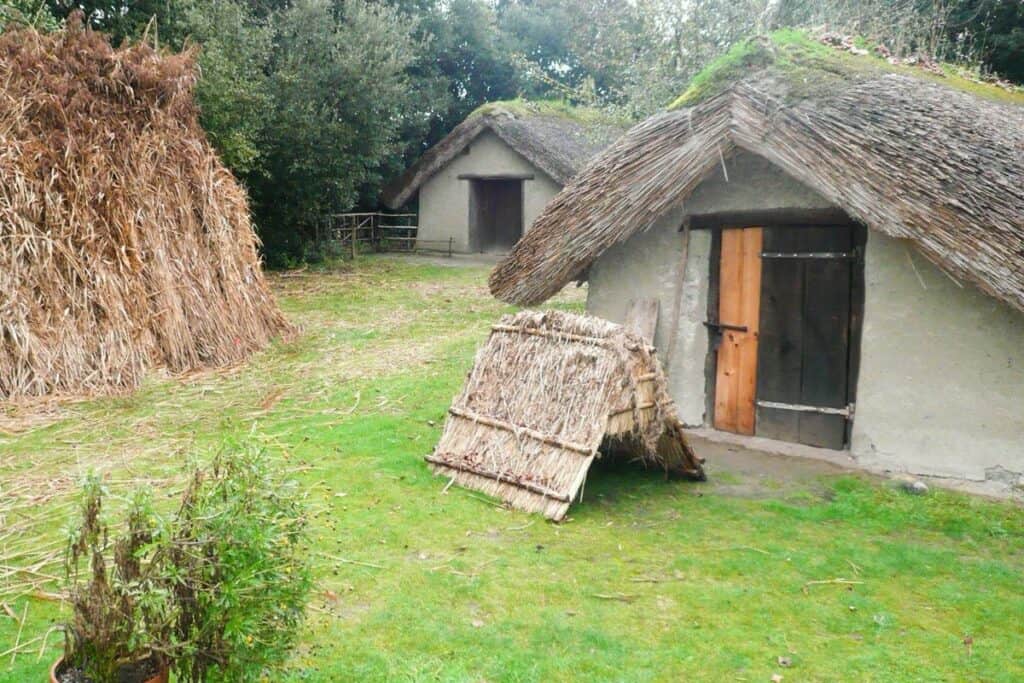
316, 212, 452, 257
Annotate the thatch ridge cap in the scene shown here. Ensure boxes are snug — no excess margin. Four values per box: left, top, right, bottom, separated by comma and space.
670, 29, 1024, 111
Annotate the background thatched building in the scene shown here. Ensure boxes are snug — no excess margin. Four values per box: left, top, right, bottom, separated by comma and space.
0, 21, 291, 400
490, 32, 1024, 486
381, 101, 626, 253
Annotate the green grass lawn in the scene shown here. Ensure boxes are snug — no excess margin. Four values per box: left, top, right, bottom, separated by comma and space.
2, 256, 1022, 682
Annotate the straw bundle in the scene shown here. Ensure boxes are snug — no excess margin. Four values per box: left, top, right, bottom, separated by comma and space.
0, 18, 291, 400
428, 310, 704, 520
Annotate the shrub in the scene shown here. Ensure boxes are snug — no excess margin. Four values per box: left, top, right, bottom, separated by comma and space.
168, 445, 313, 683
61, 444, 312, 683
63, 479, 173, 682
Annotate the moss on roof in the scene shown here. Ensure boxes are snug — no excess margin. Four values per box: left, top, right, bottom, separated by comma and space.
669, 28, 1024, 110
470, 98, 631, 127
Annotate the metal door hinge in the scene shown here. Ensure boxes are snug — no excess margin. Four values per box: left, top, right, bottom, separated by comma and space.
757, 400, 855, 418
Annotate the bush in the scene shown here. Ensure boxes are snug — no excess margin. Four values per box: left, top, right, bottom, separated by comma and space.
61, 444, 312, 683
63, 480, 174, 682
169, 444, 313, 683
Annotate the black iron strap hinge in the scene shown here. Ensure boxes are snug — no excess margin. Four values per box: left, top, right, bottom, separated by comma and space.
760, 246, 864, 262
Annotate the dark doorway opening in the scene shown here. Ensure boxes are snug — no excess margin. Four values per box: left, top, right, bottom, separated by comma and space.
706, 221, 865, 450
469, 179, 523, 253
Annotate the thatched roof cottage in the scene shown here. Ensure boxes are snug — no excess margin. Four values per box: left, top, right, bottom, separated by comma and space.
490, 32, 1024, 486
382, 101, 626, 253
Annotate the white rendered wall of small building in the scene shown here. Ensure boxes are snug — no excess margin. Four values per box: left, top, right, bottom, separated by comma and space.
417, 130, 562, 253
585, 151, 1024, 482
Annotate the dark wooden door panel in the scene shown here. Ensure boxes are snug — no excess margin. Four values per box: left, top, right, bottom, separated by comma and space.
756, 225, 854, 449
755, 228, 803, 442
797, 227, 852, 449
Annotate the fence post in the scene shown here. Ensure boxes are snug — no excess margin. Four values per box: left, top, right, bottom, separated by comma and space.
448, 237, 453, 258
351, 222, 357, 260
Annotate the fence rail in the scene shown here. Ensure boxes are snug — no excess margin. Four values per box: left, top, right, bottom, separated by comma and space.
316, 212, 451, 257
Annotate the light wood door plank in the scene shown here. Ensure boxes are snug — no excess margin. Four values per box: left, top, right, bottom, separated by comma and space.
714, 229, 743, 432
714, 227, 762, 435
735, 228, 763, 435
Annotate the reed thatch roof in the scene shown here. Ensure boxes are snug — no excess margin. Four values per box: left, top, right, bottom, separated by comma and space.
489, 32, 1024, 312
0, 20, 291, 400
428, 310, 705, 520
381, 101, 627, 209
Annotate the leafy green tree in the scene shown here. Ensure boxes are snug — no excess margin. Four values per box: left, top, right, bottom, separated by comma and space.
945, 0, 1024, 82
44, 0, 180, 43
395, 0, 521, 158
251, 0, 420, 261
1, 0, 59, 30
499, 0, 648, 106
176, 0, 272, 176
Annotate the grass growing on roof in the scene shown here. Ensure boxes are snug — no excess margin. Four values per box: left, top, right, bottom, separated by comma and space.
470, 98, 631, 126
670, 27, 1024, 109
2, 256, 1023, 681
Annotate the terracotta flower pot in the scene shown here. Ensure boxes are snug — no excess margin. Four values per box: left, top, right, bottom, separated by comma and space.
50, 656, 169, 683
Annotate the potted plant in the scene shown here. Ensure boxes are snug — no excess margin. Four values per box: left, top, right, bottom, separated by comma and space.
52, 444, 312, 682
54, 479, 172, 683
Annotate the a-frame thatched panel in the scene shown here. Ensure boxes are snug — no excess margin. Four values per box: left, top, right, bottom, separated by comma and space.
428, 310, 704, 520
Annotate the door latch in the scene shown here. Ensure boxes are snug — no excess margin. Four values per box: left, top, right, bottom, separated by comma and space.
703, 321, 748, 333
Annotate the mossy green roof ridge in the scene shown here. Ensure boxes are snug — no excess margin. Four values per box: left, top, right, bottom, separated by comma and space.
470, 98, 631, 126
669, 28, 1024, 110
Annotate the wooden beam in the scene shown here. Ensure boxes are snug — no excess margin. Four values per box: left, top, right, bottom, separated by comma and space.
686, 208, 852, 230
490, 325, 654, 353
425, 455, 571, 502
448, 406, 595, 455
624, 298, 659, 345
457, 173, 535, 181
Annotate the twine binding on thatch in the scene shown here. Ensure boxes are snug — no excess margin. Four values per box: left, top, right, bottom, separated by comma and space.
0, 18, 292, 400
427, 310, 705, 521
489, 56, 1024, 313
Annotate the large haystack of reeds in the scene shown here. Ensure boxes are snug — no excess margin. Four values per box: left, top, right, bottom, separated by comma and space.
0, 17, 291, 400
428, 310, 704, 520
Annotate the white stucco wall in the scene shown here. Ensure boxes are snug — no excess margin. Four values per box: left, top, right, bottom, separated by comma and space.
585, 151, 1024, 482
852, 233, 1024, 481
417, 130, 562, 253
586, 208, 711, 426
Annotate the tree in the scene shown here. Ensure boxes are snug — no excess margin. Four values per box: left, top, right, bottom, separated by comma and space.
251, 0, 420, 261
176, 0, 272, 176
499, 0, 649, 106
944, 0, 1024, 82
1, 0, 59, 30
399, 0, 522, 157
43, 0, 180, 43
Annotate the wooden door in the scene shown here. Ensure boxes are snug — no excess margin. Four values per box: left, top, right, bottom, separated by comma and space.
713, 227, 762, 435
756, 226, 855, 449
